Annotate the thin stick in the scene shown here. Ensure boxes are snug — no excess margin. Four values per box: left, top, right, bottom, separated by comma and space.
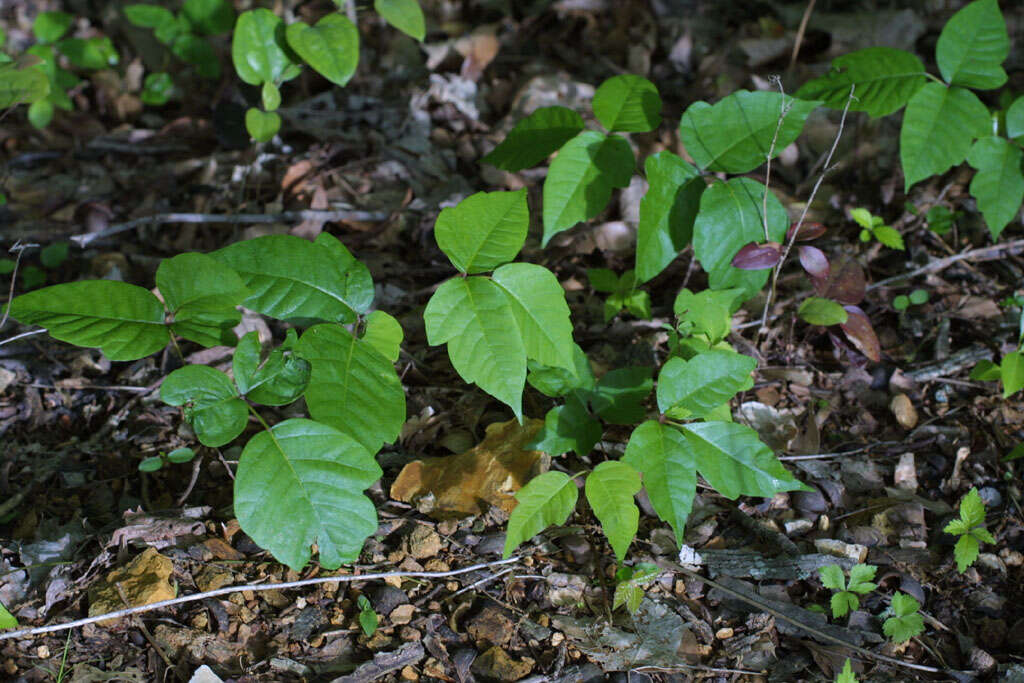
0, 556, 521, 642
761, 76, 790, 242
788, 0, 817, 70
866, 237, 1024, 290
70, 210, 392, 247
0, 242, 36, 330
0, 329, 45, 348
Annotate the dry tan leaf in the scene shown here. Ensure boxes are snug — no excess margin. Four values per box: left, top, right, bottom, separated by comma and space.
455, 27, 500, 81
87, 548, 175, 626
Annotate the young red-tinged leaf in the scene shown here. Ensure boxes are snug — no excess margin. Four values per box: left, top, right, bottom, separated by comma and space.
787, 221, 827, 242
821, 258, 866, 304
840, 305, 881, 362
798, 245, 830, 282
731, 241, 781, 270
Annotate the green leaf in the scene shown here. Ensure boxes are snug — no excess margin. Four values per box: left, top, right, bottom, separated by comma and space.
0, 62, 50, 107
492, 263, 576, 371
362, 310, 403, 363
141, 72, 174, 105
970, 359, 1002, 381
883, 593, 924, 643
245, 107, 280, 142
953, 533, 980, 573
59, 36, 119, 70
161, 365, 248, 447
167, 447, 195, 463
183, 0, 236, 35
358, 595, 378, 636
125, 5, 175, 29
213, 235, 368, 324
235, 418, 382, 570
481, 106, 584, 171
837, 659, 857, 683
171, 34, 221, 78
27, 99, 53, 128
681, 421, 809, 499
504, 471, 579, 558
586, 268, 620, 293
9, 281, 168, 361
233, 332, 310, 406
871, 224, 905, 250
635, 151, 703, 283
585, 461, 641, 563
530, 394, 602, 457
286, 14, 359, 87
33, 11, 73, 44
1007, 95, 1024, 139
527, 344, 595, 397
818, 564, 846, 591
900, 84, 990, 191
656, 350, 755, 418
847, 564, 878, 594
673, 288, 742, 344
831, 591, 859, 618
613, 563, 659, 613
1002, 351, 1024, 397
592, 74, 662, 133
944, 518, 969, 536
588, 366, 652, 425
624, 290, 651, 319
424, 277, 526, 419
374, 0, 426, 41
313, 232, 374, 315
297, 323, 405, 452
679, 91, 820, 174
232, 9, 301, 86
542, 131, 635, 246
157, 252, 247, 347
692, 178, 788, 300
261, 81, 281, 111
958, 487, 986, 527
967, 136, 1024, 239
794, 48, 926, 118
434, 189, 528, 274
138, 456, 164, 472
798, 297, 849, 326
0, 601, 18, 629
935, 0, 1008, 89
973, 527, 996, 545
622, 420, 695, 545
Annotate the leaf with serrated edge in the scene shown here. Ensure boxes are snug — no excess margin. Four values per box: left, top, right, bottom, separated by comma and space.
936, 0, 1008, 89
795, 48, 926, 117
542, 131, 634, 246
492, 263, 575, 371
481, 106, 584, 171
657, 350, 756, 418
158, 252, 247, 347
847, 564, 878, 594
967, 136, 1024, 240
818, 564, 846, 591
362, 310, 403, 363
235, 418, 381, 570
9, 281, 168, 361
636, 151, 704, 283
585, 461, 641, 563
297, 323, 405, 452
954, 534, 979, 573
435, 190, 528, 274
622, 421, 696, 545
592, 74, 662, 133
161, 365, 248, 447
503, 471, 578, 558
424, 277, 526, 419
958, 487, 985, 527
900, 84, 990, 191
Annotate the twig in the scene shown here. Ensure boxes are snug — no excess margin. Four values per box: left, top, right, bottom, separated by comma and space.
448, 567, 514, 599
761, 76, 790, 242
69, 210, 392, 247
114, 583, 179, 679
866, 238, 1024, 291
788, 0, 817, 70
0, 556, 521, 642
0, 241, 36, 330
0, 329, 46, 348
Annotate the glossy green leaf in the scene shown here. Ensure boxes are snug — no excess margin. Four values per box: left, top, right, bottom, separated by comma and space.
313, 232, 374, 315
794, 48, 926, 117
967, 136, 1024, 240
622, 420, 696, 544
592, 74, 662, 133
232, 9, 300, 86
679, 91, 820, 174
183, 0, 235, 35
1007, 95, 1024, 139
261, 81, 281, 111
530, 394, 602, 457
635, 152, 703, 283
527, 344, 595, 397
900, 84, 990, 191
245, 107, 279, 142
936, 0, 1008, 89
124, 5, 175, 29
235, 418, 382, 570
167, 447, 196, 464
673, 288, 743, 344
285, 14, 359, 87
492, 263, 575, 371
0, 601, 18, 629
798, 297, 849, 326
656, 350, 756, 418
588, 366, 652, 425
680, 421, 809, 500
424, 277, 526, 419
297, 323, 405, 452
970, 359, 1002, 381
213, 235, 368, 324
161, 365, 248, 447
692, 178, 788, 300
585, 461, 641, 563
434, 189, 528, 274
57, 37, 119, 70
157, 252, 247, 347
503, 471, 578, 558
0, 62, 49, 107
542, 131, 635, 246
233, 331, 310, 406
1002, 351, 1024, 397
9, 281, 168, 361
138, 456, 164, 472
374, 0, 426, 41
33, 11, 73, 44
362, 310, 403, 363
481, 106, 584, 171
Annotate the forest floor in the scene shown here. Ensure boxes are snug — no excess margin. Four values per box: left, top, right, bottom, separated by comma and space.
2, 0, 1024, 681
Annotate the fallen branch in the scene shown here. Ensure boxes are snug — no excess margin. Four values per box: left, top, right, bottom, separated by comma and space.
867, 238, 1024, 290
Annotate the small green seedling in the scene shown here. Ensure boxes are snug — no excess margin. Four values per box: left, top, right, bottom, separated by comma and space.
138, 447, 197, 473
943, 487, 995, 573
926, 205, 957, 235
892, 289, 929, 311
970, 350, 1024, 398
587, 268, 651, 322
851, 208, 905, 250
882, 592, 924, 643
836, 659, 858, 683
818, 563, 877, 618
0, 600, 17, 629
357, 594, 378, 636
612, 562, 660, 614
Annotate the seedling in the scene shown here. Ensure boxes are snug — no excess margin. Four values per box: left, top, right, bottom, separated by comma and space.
882, 592, 925, 643
0, 601, 16, 629
850, 208, 904, 250
926, 205, 957, 235
943, 487, 995, 573
818, 563, 878, 618
612, 563, 660, 614
587, 268, 651, 322
892, 289, 929, 311
138, 447, 197, 473
357, 595, 378, 636
836, 659, 858, 683
970, 351, 1024, 398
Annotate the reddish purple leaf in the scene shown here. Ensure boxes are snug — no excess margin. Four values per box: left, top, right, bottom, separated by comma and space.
840, 305, 880, 362
821, 257, 866, 304
732, 241, 781, 270
787, 221, 827, 242
798, 245, 830, 286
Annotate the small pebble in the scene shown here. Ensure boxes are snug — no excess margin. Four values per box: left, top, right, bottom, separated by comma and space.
814, 538, 867, 563
715, 627, 734, 639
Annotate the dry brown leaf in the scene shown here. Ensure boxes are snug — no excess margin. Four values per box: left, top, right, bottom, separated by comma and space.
87, 548, 175, 626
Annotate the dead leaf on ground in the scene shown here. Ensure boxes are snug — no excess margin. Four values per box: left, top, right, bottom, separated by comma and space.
87, 547, 175, 626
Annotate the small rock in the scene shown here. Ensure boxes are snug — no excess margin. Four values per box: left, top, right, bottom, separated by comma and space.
404, 525, 443, 560
784, 519, 813, 536
88, 548, 176, 626
551, 631, 564, 646
194, 566, 234, 592
814, 538, 867, 562
188, 665, 224, 683
467, 605, 514, 646
894, 452, 917, 491
1000, 548, 1024, 567
471, 646, 535, 681
390, 604, 416, 625
400, 664, 419, 681
37, 645, 50, 659
890, 394, 917, 429
715, 627, 734, 639
978, 486, 1002, 508
0, 367, 16, 394
976, 553, 1005, 573
370, 585, 408, 616
969, 647, 996, 676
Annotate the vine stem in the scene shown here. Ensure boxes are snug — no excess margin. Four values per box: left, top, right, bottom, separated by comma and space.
757, 84, 856, 337
0, 556, 523, 642
762, 76, 791, 242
